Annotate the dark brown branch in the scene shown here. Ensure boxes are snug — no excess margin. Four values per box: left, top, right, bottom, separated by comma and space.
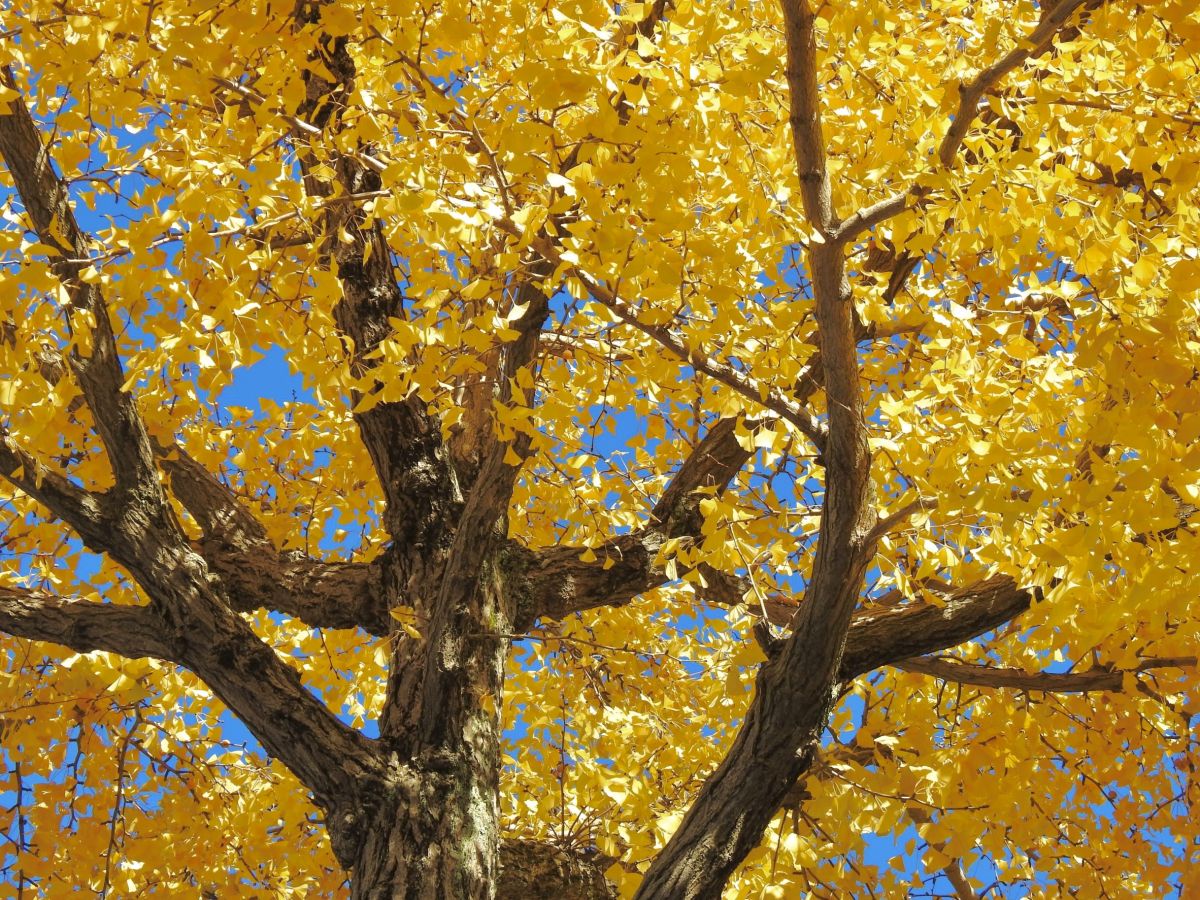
0, 70, 182, 575
0, 67, 385, 832
518, 416, 754, 629
0, 435, 106, 544
839, 575, 1034, 680
896, 655, 1196, 694
939, 0, 1100, 168
649, 416, 752, 527
636, 4, 878, 893
211, 550, 388, 635
0, 573, 384, 863
0, 578, 385, 795
287, 11, 458, 554
631, 575, 1037, 898
0, 586, 177, 661
781, 0, 835, 234
162, 448, 389, 634
384, 261, 549, 747
161, 446, 271, 547
498, 840, 616, 900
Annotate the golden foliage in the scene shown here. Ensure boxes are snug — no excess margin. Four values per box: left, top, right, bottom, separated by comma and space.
1, 0, 1198, 895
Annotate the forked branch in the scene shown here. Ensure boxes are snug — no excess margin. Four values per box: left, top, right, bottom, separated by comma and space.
0, 67, 158, 497
0, 69, 383, 826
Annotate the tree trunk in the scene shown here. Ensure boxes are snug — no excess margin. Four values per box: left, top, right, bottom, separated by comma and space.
347, 759, 500, 899
336, 529, 512, 899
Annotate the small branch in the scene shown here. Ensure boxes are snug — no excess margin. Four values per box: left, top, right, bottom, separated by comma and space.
896, 655, 1196, 694
0, 67, 159, 496
512, 225, 827, 452
589, 277, 825, 450
1046, 94, 1200, 128
906, 807, 983, 900
99, 706, 142, 900
864, 496, 938, 545
836, 0, 1106, 243
539, 332, 632, 364
387, 45, 514, 217
938, 0, 1100, 168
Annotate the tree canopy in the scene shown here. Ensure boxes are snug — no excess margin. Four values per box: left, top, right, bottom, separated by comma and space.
1, 0, 1198, 896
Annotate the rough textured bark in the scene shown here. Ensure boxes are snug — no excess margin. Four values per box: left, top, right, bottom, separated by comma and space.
495, 843, 615, 900
163, 447, 391, 633
0, 587, 178, 661
1, 59, 386, 877
897, 654, 1196, 693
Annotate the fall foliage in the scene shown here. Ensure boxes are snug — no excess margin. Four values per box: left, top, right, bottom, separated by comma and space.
1, 0, 1199, 897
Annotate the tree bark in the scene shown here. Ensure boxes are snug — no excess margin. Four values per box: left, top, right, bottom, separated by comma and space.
347, 758, 500, 900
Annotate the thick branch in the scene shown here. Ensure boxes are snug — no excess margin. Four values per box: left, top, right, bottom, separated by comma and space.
163, 448, 389, 634
0, 564, 384, 857
288, 8, 458, 553
519, 416, 754, 628
781, 0, 835, 234
0, 435, 107, 544
0, 586, 177, 661
0, 574, 380, 785
498, 840, 616, 900
896, 655, 1196, 694
649, 416, 753, 527
636, 5, 878, 892
211, 550, 388, 635
161, 447, 270, 546
156, 556, 384, 807
2, 69, 384, 826
839, 575, 1033, 680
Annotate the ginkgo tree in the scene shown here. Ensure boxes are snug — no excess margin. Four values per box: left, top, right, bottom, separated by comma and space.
1, 0, 1198, 896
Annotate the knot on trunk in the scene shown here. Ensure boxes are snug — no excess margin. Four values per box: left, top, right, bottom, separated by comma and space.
326, 802, 372, 870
